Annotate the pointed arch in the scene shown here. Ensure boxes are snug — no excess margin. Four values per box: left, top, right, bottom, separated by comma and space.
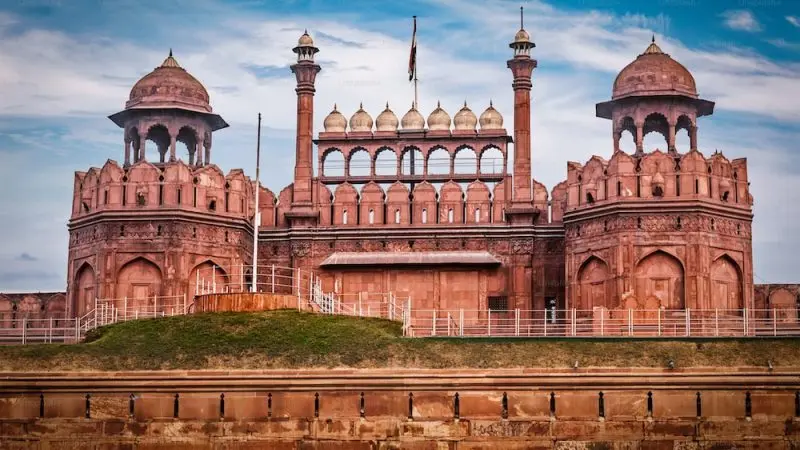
73, 262, 96, 317
374, 146, 398, 176
427, 145, 450, 175
634, 250, 685, 309
453, 145, 477, 174
190, 259, 229, 295
710, 254, 743, 311
117, 257, 163, 309
576, 255, 613, 310
322, 148, 345, 177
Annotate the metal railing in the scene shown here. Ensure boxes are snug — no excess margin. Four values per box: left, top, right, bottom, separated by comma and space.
407, 308, 800, 338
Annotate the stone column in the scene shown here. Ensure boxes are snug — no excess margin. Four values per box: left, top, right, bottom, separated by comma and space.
635, 123, 644, 153
196, 140, 204, 166
124, 139, 131, 166
668, 122, 676, 153
139, 138, 147, 162
204, 142, 210, 166
169, 135, 177, 162
690, 126, 698, 150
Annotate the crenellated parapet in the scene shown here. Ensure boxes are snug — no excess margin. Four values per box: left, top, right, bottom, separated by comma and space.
71, 159, 256, 220
564, 149, 752, 212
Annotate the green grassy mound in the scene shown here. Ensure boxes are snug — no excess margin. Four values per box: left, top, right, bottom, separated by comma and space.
1, 310, 799, 371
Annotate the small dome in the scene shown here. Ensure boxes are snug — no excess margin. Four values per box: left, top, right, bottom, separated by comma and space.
349, 103, 373, 132
323, 104, 347, 132
127, 50, 211, 113
401, 103, 425, 130
612, 37, 697, 100
514, 28, 531, 44
298, 30, 314, 47
479, 101, 504, 130
652, 172, 665, 186
453, 101, 477, 131
427, 101, 451, 131
375, 102, 399, 132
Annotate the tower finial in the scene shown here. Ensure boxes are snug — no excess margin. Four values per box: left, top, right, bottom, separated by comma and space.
652, 34, 655, 43
304, 28, 308, 35
520, 6, 524, 29
169, 48, 173, 57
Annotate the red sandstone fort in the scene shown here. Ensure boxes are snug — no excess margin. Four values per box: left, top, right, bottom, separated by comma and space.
3, 23, 798, 328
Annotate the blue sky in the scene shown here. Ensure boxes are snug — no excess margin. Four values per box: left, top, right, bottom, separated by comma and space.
0, 0, 798, 291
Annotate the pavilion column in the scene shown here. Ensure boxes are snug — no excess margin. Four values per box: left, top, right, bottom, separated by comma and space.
196, 140, 204, 166
124, 139, 131, 166
169, 135, 177, 162
635, 123, 644, 154
690, 126, 698, 150
138, 138, 146, 162
668, 121, 677, 153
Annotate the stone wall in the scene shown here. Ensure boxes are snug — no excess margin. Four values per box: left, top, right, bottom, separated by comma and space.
2, 369, 799, 448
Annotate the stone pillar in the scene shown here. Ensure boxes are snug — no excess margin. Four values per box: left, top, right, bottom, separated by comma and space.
635, 123, 644, 154
668, 122, 676, 153
505, 30, 538, 226
690, 126, 698, 150
124, 139, 131, 166
139, 138, 146, 162
204, 142, 211, 166
286, 34, 322, 228
169, 135, 177, 162
196, 141, 204, 166
613, 127, 620, 153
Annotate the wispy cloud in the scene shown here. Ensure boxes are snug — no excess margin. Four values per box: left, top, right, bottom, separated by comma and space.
768, 38, 800, 51
15, 253, 37, 262
721, 10, 761, 32
787, 16, 800, 28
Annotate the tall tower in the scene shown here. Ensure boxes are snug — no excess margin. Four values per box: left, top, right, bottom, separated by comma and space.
505, 7, 538, 225
287, 30, 322, 228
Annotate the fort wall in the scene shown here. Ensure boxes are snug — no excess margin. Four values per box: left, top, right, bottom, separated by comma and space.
1, 369, 799, 448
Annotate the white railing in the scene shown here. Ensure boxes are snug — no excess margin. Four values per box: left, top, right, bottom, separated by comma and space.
406, 308, 800, 338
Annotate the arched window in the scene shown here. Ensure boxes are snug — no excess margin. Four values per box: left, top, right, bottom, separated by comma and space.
422, 208, 428, 224
448, 208, 454, 223
343, 209, 348, 225
395, 209, 400, 224
474, 208, 480, 223
369, 209, 375, 224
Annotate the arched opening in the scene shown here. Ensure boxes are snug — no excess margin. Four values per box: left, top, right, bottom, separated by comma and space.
448, 208, 454, 223
634, 250, 685, 309
576, 256, 612, 310
176, 126, 198, 164
73, 263, 95, 317
375, 148, 397, 176
368, 209, 375, 224
322, 149, 345, 177
675, 115, 692, 153
427, 147, 450, 175
145, 124, 170, 163
343, 209, 349, 224
480, 146, 504, 174
190, 261, 229, 295
127, 127, 141, 163
642, 113, 669, 152
454, 146, 477, 174
617, 117, 636, 153
349, 148, 371, 177
117, 257, 162, 311
421, 208, 428, 224
768, 288, 797, 322
401, 147, 424, 175
394, 209, 401, 224
710, 255, 743, 311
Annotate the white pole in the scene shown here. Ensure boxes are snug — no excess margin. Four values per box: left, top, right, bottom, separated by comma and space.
252, 113, 262, 293
195, 270, 200, 296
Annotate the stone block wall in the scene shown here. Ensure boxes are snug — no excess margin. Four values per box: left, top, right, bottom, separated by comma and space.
1, 369, 799, 448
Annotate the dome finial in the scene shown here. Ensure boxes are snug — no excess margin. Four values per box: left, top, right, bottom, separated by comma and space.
489, 99, 493, 107
359, 102, 364, 109
304, 29, 308, 35
386, 101, 389, 109
437, 100, 441, 108
333, 103, 338, 111
652, 34, 656, 43
520, 6, 524, 29
169, 48, 173, 57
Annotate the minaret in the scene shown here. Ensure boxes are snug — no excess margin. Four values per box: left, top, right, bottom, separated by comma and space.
287, 30, 321, 227
505, 7, 538, 225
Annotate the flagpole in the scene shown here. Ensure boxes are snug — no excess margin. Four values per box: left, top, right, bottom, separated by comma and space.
413, 15, 418, 108
251, 113, 262, 293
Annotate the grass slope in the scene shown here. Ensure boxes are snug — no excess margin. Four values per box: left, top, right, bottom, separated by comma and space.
1, 310, 799, 371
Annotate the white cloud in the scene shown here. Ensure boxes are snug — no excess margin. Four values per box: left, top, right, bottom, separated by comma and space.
720, 10, 761, 32
768, 38, 800, 51
787, 16, 800, 28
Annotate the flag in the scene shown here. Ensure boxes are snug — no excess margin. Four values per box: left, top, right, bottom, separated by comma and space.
408, 16, 417, 82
